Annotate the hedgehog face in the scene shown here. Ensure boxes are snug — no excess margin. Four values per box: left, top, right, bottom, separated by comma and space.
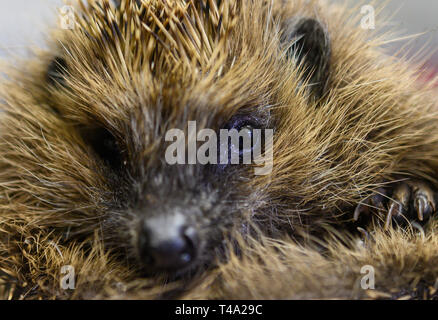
74, 86, 276, 275
40, 0, 331, 276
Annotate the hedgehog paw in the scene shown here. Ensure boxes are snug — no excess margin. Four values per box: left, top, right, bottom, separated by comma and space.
354, 180, 437, 230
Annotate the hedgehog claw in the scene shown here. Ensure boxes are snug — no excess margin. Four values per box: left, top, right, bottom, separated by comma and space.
385, 183, 410, 229
354, 200, 369, 221
386, 201, 403, 229
415, 197, 426, 221
354, 188, 386, 221
356, 180, 437, 230
357, 227, 371, 242
411, 182, 435, 222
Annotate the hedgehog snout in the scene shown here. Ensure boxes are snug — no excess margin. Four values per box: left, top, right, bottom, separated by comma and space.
138, 213, 199, 271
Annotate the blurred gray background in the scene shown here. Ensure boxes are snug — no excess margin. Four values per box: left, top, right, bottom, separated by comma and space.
0, 0, 437, 64
0, 0, 63, 58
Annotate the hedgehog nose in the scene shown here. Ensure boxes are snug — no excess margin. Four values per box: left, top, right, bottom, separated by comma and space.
139, 216, 198, 271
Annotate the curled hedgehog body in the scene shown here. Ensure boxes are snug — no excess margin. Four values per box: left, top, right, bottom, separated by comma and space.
1, 0, 438, 299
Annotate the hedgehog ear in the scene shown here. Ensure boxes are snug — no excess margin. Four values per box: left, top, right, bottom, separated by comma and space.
281, 18, 331, 100
47, 57, 68, 87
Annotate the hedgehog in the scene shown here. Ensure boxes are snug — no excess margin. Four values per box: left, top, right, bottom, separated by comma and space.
1, 0, 438, 300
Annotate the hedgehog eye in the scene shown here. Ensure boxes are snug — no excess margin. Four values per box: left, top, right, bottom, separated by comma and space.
225, 116, 263, 159
229, 124, 260, 156
83, 127, 124, 169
